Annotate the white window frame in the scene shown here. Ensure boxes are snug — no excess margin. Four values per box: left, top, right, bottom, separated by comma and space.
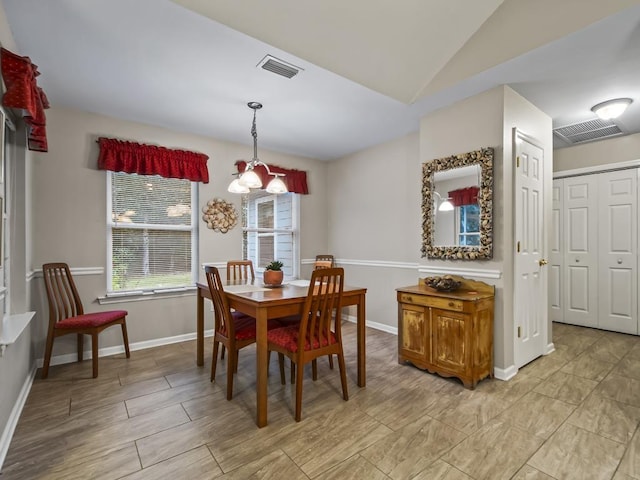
106, 171, 199, 295
243, 192, 299, 279
456, 204, 480, 246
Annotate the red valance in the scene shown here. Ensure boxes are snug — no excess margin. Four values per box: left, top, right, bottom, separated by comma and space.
448, 186, 479, 207
236, 161, 309, 194
98, 137, 209, 183
1, 48, 50, 152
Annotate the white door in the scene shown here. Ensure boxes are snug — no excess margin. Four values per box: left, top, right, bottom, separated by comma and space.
549, 179, 564, 323
598, 169, 638, 334
514, 130, 546, 368
563, 175, 598, 327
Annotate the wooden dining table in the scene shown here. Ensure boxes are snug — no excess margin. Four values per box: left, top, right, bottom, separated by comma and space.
195, 279, 367, 427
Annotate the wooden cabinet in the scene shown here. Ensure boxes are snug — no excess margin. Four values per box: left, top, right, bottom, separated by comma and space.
397, 276, 494, 389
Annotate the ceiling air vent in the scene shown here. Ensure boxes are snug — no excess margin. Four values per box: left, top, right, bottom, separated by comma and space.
553, 118, 624, 145
257, 55, 302, 79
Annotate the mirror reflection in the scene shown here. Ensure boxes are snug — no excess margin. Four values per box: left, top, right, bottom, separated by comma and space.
421, 147, 493, 260
433, 165, 481, 246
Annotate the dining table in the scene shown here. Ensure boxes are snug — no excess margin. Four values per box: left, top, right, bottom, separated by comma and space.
195, 278, 367, 427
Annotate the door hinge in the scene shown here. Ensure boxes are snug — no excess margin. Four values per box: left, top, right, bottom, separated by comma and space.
516, 156, 520, 168
517, 326, 521, 338
517, 241, 521, 253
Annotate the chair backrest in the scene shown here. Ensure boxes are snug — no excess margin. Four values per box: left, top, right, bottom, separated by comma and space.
42, 262, 84, 325
315, 255, 335, 268
314, 260, 333, 270
298, 267, 344, 352
226, 260, 255, 281
205, 266, 237, 339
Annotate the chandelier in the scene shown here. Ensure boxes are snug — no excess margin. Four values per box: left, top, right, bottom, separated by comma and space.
227, 102, 288, 194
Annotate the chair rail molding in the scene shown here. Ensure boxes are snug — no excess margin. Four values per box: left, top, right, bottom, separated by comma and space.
29, 267, 105, 279
419, 265, 502, 279
302, 258, 419, 270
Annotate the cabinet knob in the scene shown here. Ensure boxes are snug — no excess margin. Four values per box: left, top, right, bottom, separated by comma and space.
448, 302, 454, 307
618, 259, 623, 264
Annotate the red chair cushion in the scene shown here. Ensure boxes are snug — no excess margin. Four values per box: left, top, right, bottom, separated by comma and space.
221, 313, 282, 341
55, 310, 127, 329
267, 326, 337, 353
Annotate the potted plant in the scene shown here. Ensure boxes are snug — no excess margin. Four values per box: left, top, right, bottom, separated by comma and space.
263, 260, 284, 286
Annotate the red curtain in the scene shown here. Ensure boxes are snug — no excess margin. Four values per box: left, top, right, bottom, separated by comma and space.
98, 137, 209, 183
448, 186, 479, 207
1, 48, 50, 152
236, 161, 309, 194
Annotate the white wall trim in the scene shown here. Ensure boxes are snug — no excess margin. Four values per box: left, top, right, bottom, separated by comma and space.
36, 329, 215, 368
545, 342, 556, 355
418, 265, 502, 279
344, 314, 398, 336
493, 365, 517, 381
302, 258, 419, 270
200, 262, 227, 270
0, 366, 37, 471
554, 159, 640, 179
29, 267, 105, 279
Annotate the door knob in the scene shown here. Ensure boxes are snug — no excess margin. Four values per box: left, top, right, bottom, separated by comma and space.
538, 259, 548, 266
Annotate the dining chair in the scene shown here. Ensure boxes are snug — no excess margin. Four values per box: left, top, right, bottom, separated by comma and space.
226, 260, 255, 282
205, 265, 280, 400
221, 260, 256, 360
41, 262, 130, 379
268, 267, 348, 421
314, 254, 335, 269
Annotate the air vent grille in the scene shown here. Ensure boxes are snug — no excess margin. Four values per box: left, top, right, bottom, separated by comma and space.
257, 55, 302, 79
554, 118, 624, 145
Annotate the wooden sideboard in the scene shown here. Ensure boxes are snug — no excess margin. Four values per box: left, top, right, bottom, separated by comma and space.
396, 276, 494, 389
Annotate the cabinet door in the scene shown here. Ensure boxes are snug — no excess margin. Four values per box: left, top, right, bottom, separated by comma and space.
431, 308, 468, 373
399, 303, 429, 363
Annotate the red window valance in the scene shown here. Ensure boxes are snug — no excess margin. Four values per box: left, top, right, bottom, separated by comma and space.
98, 137, 209, 183
448, 186, 479, 207
236, 161, 309, 194
1, 47, 49, 152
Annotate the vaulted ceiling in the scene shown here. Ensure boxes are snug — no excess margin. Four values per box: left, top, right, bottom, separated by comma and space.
3, 0, 640, 159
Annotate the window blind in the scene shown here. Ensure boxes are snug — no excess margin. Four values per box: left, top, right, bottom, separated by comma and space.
109, 172, 194, 292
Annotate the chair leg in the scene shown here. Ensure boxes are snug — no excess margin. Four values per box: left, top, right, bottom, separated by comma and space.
294, 359, 304, 422
290, 361, 296, 384
77, 334, 84, 362
337, 351, 349, 401
121, 321, 131, 358
278, 353, 286, 385
328, 354, 334, 369
91, 334, 99, 378
221, 345, 226, 359
42, 333, 55, 379
226, 345, 235, 400
312, 359, 318, 381
211, 341, 220, 382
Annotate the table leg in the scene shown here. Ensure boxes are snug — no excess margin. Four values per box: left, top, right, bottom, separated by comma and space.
256, 307, 269, 427
197, 287, 204, 367
357, 292, 366, 387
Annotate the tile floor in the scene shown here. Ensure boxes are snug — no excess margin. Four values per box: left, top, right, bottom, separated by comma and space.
3, 322, 640, 479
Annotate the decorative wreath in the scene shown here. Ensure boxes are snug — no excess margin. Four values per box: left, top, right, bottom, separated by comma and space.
201, 198, 238, 233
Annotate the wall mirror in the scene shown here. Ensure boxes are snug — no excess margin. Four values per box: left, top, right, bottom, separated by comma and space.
421, 147, 493, 259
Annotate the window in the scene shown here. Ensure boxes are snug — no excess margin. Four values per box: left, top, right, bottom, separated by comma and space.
242, 191, 298, 278
107, 172, 197, 293
457, 204, 480, 246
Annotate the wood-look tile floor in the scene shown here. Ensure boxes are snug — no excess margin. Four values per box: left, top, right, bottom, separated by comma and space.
3, 322, 640, 479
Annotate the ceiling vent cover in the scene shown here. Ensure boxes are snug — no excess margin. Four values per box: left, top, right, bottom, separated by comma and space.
257, 55, 302, 79
553, 118, 624, 145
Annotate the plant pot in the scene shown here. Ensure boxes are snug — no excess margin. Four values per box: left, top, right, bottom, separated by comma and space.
263, 270, 283, 286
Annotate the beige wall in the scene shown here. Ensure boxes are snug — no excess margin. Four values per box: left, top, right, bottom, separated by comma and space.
326, 132, 420, 330
29, 106, 328, 358
554, 132, 640, 172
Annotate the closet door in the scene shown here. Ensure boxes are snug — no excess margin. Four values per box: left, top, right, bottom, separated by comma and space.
598, 169, 638, 334
550, 179, 564, 323
563, 175, 598, 328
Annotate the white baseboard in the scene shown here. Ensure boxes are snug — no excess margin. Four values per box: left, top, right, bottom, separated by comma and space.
545, 342, 555, 355
0, 365, 37, 471
344, 314, 398, 336
37, 329, 215, 368
493, 364, 518, 381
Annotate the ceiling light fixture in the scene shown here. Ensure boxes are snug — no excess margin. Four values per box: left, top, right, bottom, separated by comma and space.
591, 98, 632, 120
228, 102, 288, 194
433, 192, 454, 212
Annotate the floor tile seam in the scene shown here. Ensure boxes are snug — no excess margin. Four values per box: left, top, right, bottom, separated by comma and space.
124, 387, 221, 418
69, 379, 173, 410
281, 447, 314, 479
609, 423, 640, 480
204, 443, 225, 476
